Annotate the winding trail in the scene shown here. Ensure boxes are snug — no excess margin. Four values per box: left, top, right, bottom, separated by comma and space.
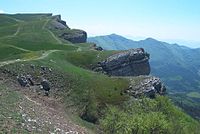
43, 19, 63, 44
47, 29, 63, 44
0, 24, 21, 39
8, 45, 31, 52
13, 25, 21, 36
0, 50, 58, 67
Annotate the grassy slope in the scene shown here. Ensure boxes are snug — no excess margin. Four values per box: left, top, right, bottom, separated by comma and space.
0, 14, 129, 132
0, 14, 199, 133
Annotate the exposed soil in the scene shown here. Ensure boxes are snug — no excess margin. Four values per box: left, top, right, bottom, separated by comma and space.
0, 68, 88, 134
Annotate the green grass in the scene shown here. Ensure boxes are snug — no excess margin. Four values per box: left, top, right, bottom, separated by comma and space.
37, 50, 129, 104
9, 13, 52, 21
0, 17, 77, 51
64, 50, 118, 69
0, 85, 28, 133
0, 24, 19, 37
0, 15, 18, 27
187, 92, 200, 99
0, 45, 27, 61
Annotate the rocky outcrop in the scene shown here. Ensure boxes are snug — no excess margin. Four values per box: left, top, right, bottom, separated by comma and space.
47, 15, 87, 43
126, 76, 166, 98
94, 48, 166, 98
91, 44, 103, 51
17, 74, 34, 87
95, 48, 150, 76
48, 15, 69, 30
59, 29, 87, 43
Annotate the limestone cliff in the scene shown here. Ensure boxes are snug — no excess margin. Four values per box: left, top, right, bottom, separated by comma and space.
47, 15, 87, 43
94, 48, 166, 98
96, 48, 150, 76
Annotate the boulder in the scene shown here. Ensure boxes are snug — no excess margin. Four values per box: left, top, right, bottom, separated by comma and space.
95, 48, 150, 76
17, 75, 28, 87
17, 75, 35, 87
41, 79, 50, 91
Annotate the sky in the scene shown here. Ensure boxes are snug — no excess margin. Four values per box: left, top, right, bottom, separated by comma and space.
0, 0, 200, 48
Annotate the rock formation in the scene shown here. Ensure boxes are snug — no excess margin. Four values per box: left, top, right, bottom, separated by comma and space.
91, 44, 103, 51
47, 15, 87, 43
94, 48, 166, 98
95, 48, 150, 76
59, 29, 87, 43
126, 76, 166, 98
48, 15, 69, 30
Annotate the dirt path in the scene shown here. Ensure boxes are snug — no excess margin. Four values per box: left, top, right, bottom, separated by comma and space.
13, 25, 21, 36
42, 19, 62, 44
0, 23, 21, 39
47, 29, 63, 44
8, 45, 31, 52
0, 50, 58, 67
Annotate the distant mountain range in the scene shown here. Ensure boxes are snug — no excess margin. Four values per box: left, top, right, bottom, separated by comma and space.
88, 34, 200, 94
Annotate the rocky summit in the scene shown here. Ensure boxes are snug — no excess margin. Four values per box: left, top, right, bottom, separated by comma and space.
95, 48, 150, 76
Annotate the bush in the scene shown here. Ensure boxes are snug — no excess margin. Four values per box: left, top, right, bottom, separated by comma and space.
100, 96, 200, 134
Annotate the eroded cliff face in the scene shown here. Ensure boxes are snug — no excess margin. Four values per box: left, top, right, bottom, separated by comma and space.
47, 15, 87, 43
94, 48, 166, 98
96, 48, 150, 76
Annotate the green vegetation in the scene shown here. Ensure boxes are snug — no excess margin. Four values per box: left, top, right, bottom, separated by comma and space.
0, 24, 18, 37
0, 45, 27, 61
0, 85, 28, 133
187, 92, 200, 99
0, 14, 200, 133
101, 96, 200, 134
27, 50, 129, 123
0, 15, 18, 27
64, 50, 117, 69
88, 34, 200, 119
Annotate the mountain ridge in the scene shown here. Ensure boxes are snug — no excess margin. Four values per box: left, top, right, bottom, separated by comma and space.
89, 34, 199, 49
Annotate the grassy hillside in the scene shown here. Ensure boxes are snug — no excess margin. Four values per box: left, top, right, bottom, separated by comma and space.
0, 14, 200, 133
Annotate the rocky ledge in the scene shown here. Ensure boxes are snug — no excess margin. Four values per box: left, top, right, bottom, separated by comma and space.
94, 48, 166, 98
59, 29, 87, 43
95, 48, 150, 76
126, 76, 166, 98
47, 15, 87, 43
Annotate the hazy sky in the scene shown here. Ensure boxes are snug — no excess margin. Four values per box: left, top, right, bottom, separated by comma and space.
0, 0, 200, 47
